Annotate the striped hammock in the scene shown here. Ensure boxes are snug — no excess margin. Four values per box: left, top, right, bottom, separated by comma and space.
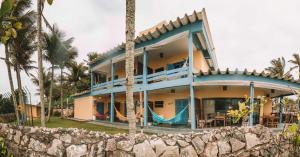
114, 106, 143, 122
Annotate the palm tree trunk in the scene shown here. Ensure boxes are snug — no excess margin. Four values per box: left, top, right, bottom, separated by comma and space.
47, 65, 54, 122
60, 67, 64, 118
125, 0, 136, 136
16, 63, 27, 124
37, 0, 45, 127
4, 44, 19, 125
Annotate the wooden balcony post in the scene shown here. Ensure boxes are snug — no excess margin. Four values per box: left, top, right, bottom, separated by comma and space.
110, 61, 115, 123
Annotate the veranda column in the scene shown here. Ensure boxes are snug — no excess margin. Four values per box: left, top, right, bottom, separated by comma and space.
188, 32, 196, 130
143, 48, 148, 126
110, 62, 115, 122
90, 66, 93, 93
279, 96, 283, 128
249, 82, 255, 126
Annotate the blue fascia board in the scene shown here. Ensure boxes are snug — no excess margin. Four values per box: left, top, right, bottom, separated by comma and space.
90, 21, 203, 68
194, 74, 300, 89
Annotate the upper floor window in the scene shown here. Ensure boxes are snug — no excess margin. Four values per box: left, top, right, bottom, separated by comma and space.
154, 101, 164, 108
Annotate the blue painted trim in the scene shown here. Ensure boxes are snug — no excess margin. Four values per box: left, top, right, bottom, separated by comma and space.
111, 62, 115, 87
110, 93, 114, 122
188, 32, 194, 80
143, 90, 148, 126
90, 21, 203, 68
249, 82, 254, 126
190, 85, 196, 129
143, 49, 148, 84
194, 74, 300, 89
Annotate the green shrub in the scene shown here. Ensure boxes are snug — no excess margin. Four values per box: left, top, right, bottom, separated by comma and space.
0, 137, 13, 157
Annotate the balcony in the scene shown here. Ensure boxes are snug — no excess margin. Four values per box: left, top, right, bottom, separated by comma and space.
92, 66, 189, 91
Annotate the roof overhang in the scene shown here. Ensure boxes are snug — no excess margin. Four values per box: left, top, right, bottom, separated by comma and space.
194, 69, 300, 97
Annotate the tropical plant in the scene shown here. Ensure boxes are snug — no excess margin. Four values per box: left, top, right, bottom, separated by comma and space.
0, 137, 13, 157
9, 0, 36, 125
227, 96, 267, 125
0, 0, 28, 125
265, 57, 294, 79
85, 52, 101, 63
43, 26, 64, 121
125, 0, 136, 136
36, 0, 54, 127
66, 61, 88, 93
289, 53, 300, 79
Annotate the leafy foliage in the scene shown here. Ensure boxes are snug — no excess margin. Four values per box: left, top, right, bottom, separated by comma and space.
265, 57, 294, 79
0, 137, 13, 157
227, 96, 267, 124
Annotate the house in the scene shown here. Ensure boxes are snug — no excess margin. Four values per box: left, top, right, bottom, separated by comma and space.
73, 9, 300, 129
25, 104, 41, 118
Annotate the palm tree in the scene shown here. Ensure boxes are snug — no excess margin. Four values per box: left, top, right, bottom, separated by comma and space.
265, 57, 293, 79
9, 0, 36, 124
54, 33, 77, 118
125, 0, 136, 135
43, 26, 64, 121
0, 0, 26, 125
36, 0, 53, 127
289, 53, 300, 79
30, 68, 52, 100
66, 61, 88, 93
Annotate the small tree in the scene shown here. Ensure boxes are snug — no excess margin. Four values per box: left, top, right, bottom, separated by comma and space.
227, 96, 267, 125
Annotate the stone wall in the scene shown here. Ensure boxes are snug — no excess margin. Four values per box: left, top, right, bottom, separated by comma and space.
0, 124, 294, 157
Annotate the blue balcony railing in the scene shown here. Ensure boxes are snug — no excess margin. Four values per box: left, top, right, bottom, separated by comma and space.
92, 67, 189, 90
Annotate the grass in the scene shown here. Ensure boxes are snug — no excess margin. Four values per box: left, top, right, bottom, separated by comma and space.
32, 117, 127, 134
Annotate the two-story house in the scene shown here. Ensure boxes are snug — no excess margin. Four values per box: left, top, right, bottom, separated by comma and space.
72, 9, 300, 129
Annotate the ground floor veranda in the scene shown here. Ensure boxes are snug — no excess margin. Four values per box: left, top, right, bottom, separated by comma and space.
74, 84, 299, 129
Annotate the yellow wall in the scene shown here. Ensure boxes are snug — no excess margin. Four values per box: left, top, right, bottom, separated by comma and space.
26, 105, 40, 118
194, 50, 209, 73
74, 96, 95, 120
148, 91, 190, 119
148, 52, 187, 70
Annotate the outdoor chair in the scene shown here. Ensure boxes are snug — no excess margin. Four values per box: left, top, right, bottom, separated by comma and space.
267, 116, 279, 128
204, 114, 215, 127
95, 112, 109, 120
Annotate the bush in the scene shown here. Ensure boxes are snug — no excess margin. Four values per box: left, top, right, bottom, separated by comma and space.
0, 137, 13, 157
53, 111, 61, 117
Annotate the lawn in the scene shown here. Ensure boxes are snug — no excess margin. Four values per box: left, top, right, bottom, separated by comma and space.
32, 117, 127, 134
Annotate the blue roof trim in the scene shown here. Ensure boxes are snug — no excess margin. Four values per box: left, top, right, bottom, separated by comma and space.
194, 74, 300, 89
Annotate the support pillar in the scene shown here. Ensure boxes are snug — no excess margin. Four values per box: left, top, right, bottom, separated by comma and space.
278, 96, 284, 128
190, 85, 196, 129
143, 48, 148, 126
249, 82, 254, 126
110, 93, 114, 122
188, 32, 196, 129
110, 61, 115, 123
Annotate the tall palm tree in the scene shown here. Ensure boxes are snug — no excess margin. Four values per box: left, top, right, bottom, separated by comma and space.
66, 61, 88, 93
43, 26, 64, 121
30, 68, 52, 100
55, 34, 77, 118
9, 0, 36, 124
265, 57, 293, 79
289, 53, 300, 79
85, 52, 100, 63
125, 0, 136, 135
36, 0, 53, 126
0, 0, 25, 125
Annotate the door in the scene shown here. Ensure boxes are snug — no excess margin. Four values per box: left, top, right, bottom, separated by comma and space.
175, 99, 189, 124
96, 102, 104, 114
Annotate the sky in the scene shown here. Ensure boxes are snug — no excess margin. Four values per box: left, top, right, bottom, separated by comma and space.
0, 0, 300, 104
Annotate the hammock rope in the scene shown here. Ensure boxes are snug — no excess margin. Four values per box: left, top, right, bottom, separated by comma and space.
147, 104, 189, 125
114, 106, 143, 122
